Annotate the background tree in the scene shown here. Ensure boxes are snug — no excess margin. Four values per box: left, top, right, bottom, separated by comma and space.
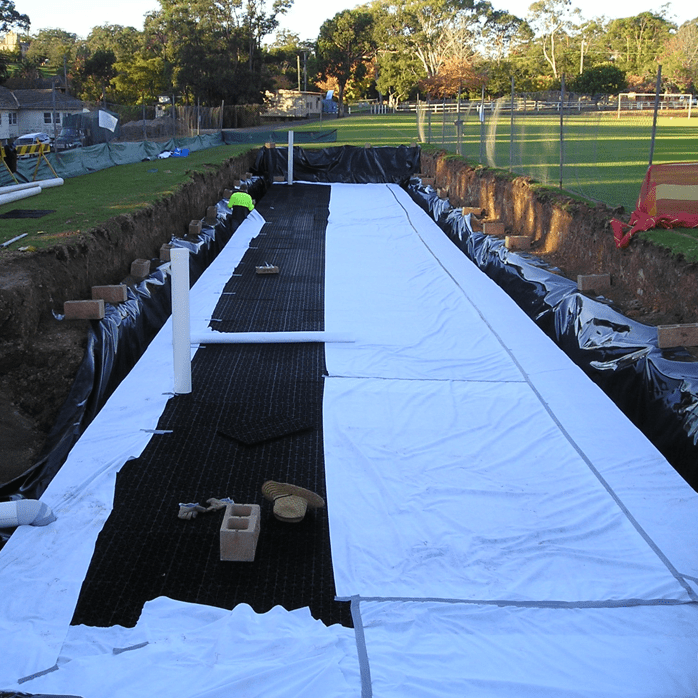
661, 18, 698, 92
25, 28, 78, 74
317, 8, 375, 116
0, 0, 28, 34
605, 12, 676, 82
568, 63, 626, 93
79, 48, 117, 102
527, 0, 581, 81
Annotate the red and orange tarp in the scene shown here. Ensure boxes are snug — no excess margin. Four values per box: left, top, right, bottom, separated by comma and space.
612, 162, 698, 248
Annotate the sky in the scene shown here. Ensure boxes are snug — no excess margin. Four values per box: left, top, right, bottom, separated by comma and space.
13, 0, 696, 44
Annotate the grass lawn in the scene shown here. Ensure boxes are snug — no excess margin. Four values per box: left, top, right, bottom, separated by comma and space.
2, 111, 697, 259
0, 144, 252, 250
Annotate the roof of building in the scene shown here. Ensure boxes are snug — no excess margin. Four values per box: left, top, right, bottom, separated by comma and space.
9, 88, 83, 110
0, 85, 19, 109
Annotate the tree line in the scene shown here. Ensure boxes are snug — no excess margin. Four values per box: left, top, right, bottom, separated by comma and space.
0, 0, 695, 116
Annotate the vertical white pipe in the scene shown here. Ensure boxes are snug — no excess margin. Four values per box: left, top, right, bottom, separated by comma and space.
171, 247, 192, 394
287, 130, 294, 185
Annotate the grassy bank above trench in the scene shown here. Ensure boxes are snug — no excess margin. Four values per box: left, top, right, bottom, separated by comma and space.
0, 144, 253, 251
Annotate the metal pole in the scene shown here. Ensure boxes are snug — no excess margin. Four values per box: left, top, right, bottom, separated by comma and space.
649, 65, 662, 167
479, 85, 485, 164
52, 79, 57, 140
441, 95, 446, 147
510, 76, 515, 172
559, 74, 565, 189
456, 86, 462, 157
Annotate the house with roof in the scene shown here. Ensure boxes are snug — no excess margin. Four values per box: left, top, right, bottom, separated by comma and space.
0, 87, 84, 145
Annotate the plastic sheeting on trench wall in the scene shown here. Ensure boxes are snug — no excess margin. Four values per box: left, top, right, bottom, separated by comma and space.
253, 144, 421, 185
406, 183, 698, 491
0, 146, 415, 500
0, 199, 252, 502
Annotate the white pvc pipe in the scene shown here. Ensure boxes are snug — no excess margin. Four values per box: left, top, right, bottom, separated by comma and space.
191, 331, 354, 344
287, 130, 294, 185
0, 500, 56, 528
0, 186, 41, 207
0, 182, 42, 195
35, 177, 64, 189
171, 247, 192, 394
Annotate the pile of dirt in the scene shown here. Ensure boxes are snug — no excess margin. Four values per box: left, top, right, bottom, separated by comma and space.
1, 149, 695, 489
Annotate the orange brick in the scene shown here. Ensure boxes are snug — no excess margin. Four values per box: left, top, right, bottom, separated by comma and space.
64, 299, 105, 320
91, 285, 127, 303
658, 324, 698, 349
505, 235, 532, 250
577, 274, 611, 292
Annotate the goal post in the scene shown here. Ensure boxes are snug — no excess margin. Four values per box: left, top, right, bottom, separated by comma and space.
617, 92, 694, 118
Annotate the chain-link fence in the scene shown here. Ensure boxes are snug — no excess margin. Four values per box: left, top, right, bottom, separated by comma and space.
84, 101, 266, 141
417, 89, 693, 212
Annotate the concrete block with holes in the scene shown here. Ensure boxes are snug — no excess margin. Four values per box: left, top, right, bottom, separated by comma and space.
130, 259, 151, 279
483, 221, 505, 235
220, 503, 261, 562
505, 235, 532, 250
205, 206, 218, 225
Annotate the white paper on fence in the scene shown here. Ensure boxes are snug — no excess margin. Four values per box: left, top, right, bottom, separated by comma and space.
0, 213, 264, 686
18, 597, 359, 698
358, 600, 698, 698
323, 376, 689, 602
324, 183, 524, 382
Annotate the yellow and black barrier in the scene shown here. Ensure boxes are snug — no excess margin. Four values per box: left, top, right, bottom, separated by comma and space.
2, 142, 58, 181
0, 145, 19, 183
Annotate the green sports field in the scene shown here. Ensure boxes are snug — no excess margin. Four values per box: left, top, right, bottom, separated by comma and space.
410, 108, 698, 212
2, 112, 697, 255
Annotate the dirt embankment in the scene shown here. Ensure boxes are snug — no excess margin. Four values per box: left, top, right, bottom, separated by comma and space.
420, 151, 698, 327
0, 150, 257, 483
1, 148, 696, 485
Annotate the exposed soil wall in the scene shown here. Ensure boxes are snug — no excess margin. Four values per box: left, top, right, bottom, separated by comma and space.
420, 150, 698, 326
0, 149, 257, 483
2, 147, 696, 485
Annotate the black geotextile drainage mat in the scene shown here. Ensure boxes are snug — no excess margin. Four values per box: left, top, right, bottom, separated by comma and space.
210, 184, 329, 334
0, 208, 55, 218
72, 183, 352, 629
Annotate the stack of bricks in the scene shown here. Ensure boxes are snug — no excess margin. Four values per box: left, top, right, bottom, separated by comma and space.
63, 283, 129, 320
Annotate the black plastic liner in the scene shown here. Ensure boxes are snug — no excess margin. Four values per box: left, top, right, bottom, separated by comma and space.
0, 202, 249, 501
0, 147, 417, 500
253, 144, 421, 185
223, 129, 337, 145
406, 182, 698, 491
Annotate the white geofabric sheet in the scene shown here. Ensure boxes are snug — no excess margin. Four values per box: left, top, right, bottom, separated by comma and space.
323, 183, 698, 696
0, 210, 268, 685
1, 182, 698, 697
